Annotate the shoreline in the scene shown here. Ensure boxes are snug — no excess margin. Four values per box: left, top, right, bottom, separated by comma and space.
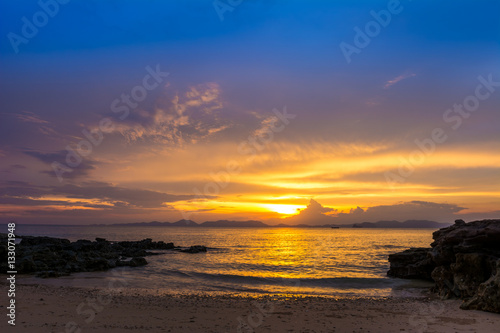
2, 282, 500, 333
13, 271, 436, 299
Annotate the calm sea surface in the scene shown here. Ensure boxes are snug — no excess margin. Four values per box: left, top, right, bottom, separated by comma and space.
16, 226, 436, 298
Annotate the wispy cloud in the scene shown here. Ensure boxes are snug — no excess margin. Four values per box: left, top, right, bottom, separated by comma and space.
15, 111, 49, 124
108, 82, 231, 145
253, 114, 279, 137
384, 72, 416, 89
6, 111, 68, 140
1, 164, 26, 174
23, 150, 98, 179
0, 180, 203, 209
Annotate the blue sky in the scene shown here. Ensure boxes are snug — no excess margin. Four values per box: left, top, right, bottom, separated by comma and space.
0, 0, 499, 224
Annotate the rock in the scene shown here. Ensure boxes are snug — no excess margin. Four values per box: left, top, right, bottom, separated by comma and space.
129, 257, 148, 267
17, 255, 37, 273
387, 248, 433, 280
120, 248, 148, 257
180, 245, 207, 253
431, 265, 457, 298
388, 219, 500, 313
4, 235, 206, 278
156, 241, 175, 249
451, 253, 495, 298
86, 257, 112, 271
20, 236, 70, 247
461, 259, 500, 312
3, 235, 208, 277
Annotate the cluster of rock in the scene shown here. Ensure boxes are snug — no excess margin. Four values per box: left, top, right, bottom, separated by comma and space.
388, 219, 500, 313
0, 235, 206, 278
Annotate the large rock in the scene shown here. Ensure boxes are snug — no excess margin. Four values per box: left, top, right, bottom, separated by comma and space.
451, 253, 495, 298
388, 219, 500, 313
20, 236, 70, 247
180, 245, 207, 253
1, 235, 206, 278
461, 259, 500, 312
129, 257, 148, 267
387, 248, 433, 280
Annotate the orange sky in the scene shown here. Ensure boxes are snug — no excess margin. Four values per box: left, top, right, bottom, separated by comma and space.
1, 1, 499, 225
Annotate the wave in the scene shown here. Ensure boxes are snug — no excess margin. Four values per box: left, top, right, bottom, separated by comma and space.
373, 244, 408, 249
160, 270, 398, 289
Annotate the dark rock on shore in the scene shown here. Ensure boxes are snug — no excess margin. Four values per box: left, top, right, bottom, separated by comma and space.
180, 245, 207, 253
128, 257, 148, 267
388, 219, 500, 313
0, 235, 206, 278
387, 248, 433, 280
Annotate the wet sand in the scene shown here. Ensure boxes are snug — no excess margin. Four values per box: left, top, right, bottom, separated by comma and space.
2, 283, 500, 333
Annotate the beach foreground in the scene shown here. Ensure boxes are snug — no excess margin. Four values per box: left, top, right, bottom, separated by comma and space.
2, 283, 500, 333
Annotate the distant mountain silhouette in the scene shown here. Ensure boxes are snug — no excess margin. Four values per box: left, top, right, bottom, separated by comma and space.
352, 220, 451, 228
105, 220, 199, 227
200, 220, 268, 227
86, 219, 449, 228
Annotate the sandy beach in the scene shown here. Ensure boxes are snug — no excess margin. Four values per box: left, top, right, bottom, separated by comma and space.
2, 282, 500, 333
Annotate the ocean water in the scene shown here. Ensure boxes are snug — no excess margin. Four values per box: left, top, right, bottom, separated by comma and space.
16, 226, 436, 298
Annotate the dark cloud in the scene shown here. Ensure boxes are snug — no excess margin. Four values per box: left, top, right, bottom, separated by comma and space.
10, 164, 26, 169
459, 210, 500, 221
0, 180, 198, 209
23, 150, 97, 179
184, 208, 216, 213
332, 201, 465, 224
0, 179, 212, 224
0, 112, 68, 152
51, 181, 194, 208
281, 199, 466, 225
4, 206, 178, 225
283, 199, 337, 225
1, 164, 27, 174
0, 196, 106, 208
0, 181, 47, 198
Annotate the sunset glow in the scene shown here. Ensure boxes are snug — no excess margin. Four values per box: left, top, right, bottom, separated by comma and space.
261, 204, 305, 216
0, 0, 499, 225
2, 2, 500, 332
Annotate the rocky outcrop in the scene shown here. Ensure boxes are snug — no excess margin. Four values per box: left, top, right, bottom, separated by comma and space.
461, 259, 500, 312
387, 248, 434, 280
388, 219, 500, 313
180, 245, 207, 253
0, 236, 206, 278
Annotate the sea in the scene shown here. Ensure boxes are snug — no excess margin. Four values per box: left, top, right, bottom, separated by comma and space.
15, 225, 436, 298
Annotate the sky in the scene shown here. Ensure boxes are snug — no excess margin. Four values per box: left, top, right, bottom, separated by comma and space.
0, 0, 499, 225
